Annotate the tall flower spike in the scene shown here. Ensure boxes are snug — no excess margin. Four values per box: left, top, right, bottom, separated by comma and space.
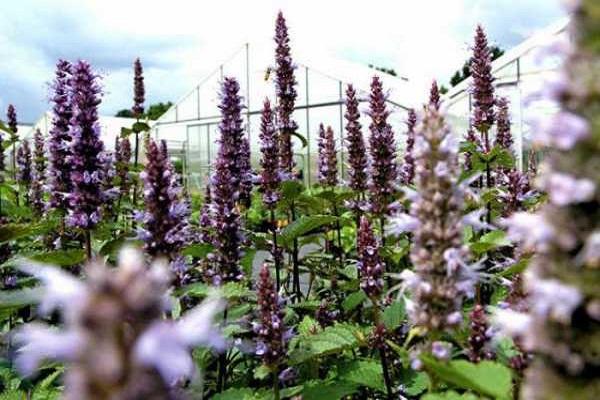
317, 124, 338, 187
16, 140, 32, 201
467, 305, 494, 362
470, 25, 496, 132
137, 139, 193, 282
115, 137, 132, 197
15, 247, 224, 399
254, 264, 290, 367
357, 216, 385, 300
494, 97, 513, 150
499, 3, 600, 398
132, 58, 145, 118
368, 76, 397, 217
30, 129, 46, 215
217, 77, 247, 202
429, 80, 441, 110
274, 11, 298, 176
400, 109, 417, 185
238, 134, 253, 208
258, 98, 281, 208
7, 104, 18, 180
0, 130, 5, 183
344, 84, 368, 193
66, 60, 106, 230
47, 59, 73, 214
402, 106, 474, 336
199, 184, 213, 244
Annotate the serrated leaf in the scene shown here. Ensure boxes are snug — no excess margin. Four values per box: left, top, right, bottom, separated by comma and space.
279, 215, 337, 246
382, 300, 405, 330
240, 248, 257, 277
0, 287, 42, 311
342, 291, 366, 312
28, 249, 85, 266
297, 315, 320, 336
254, 364, 271, 380
301, 380, 357, 400
470, 230, 510, 255
289, 323, 361, 364
339, 359, 385, 392
181, 243, 214, 259
423, 391, 480, 400
404, 371, 430, 396
279, 180, 305, 204
422, 358, 513, 400
0, 221, 55, 242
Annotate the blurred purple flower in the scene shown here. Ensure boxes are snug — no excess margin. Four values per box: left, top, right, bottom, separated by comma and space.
317, 124, 338, 187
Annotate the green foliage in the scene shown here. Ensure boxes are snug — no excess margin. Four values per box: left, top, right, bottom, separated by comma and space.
289, 323, 363, 364
422, 358, 513, 400
382, 300, 406, 330
301, 380, 357, 400
423, 391, 481, 400
338, 359, 385, 392
342, 291, 366, 312
469, 230, 510, 255
279, 215, 338, 247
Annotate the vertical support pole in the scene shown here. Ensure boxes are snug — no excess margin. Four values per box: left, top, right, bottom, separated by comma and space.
197, 85, 201, 119
516, 58, 524, 171
305, 66, 311, 186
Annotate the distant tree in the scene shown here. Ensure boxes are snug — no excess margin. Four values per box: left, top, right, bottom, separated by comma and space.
114, 101, 174, 120
368, 64, 398, 77
439, 85, 449, 95
449, 45, 505, 87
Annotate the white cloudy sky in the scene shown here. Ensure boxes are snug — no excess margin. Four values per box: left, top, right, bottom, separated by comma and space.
0, 0, 566, 122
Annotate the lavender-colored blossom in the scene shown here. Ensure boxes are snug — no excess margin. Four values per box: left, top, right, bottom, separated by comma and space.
429, 81, 441, 110
401, 106, 474, 335
499, 5, 600, 396
15, 248, 224, 398
367, 76, 397, 216
16, 140, 32, 196
254, 264, 289, 367
258, 98, 281, 208
238, 134, 253, 208
199, 184, 213, 244
468, 305, 494, 362
431, 341, 452, 361
463, 128, 481, 171
317, 124, 338, 187
400, 109, 417, 185
344, 84, 368, 192
357, 216, 385, 300
470, 25, 496, 131
494, 97, 513, 150
6, 104, 17, 136
132, 58, 145, 118
500, 169, 530, 216
217, 77, 248, 202
65, 60, 106, 230
274, 11, 298, 176
115, 137, 132, 196
47, 60, 73, 213
137, 139, 193, 280
29, 129, 46, 214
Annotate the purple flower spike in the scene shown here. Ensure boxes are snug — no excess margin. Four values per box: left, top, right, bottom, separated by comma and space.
255, 264, 289, 367
0, 130, 5, 183
217, 77, 248, 203
357, 216, 385, 300
274, 11, 298, 176
400, 109, 417, 185
317, 124, 338, 187
367, 76, 397, 216
258, 98, 281, 208
199, 184, 213, 244
132, 58, 145, 118
16, 140, 32, 191
30, 129, 46, 214
137, 139, 193, 280
495, 97, 513, 151
47, 60, 73, 214
115, 137, 132, 197
66, 60, 106, 230
429, 80, 441, 110
470, 25, 496, 132
402, 106, 473, 335
344, 84, 368, 193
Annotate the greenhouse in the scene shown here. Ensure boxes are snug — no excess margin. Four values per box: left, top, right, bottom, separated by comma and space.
151, 43, 418, 191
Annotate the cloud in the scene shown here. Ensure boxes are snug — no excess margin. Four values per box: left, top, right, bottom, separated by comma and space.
0, 0, 566, 122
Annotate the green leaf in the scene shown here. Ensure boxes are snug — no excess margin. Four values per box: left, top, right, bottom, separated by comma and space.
212, 387, 268, 400
291, 131, 308, 148
423, 391, 481, 400
342, 291, 366, 312
279, 215, 337, 246
289, 323, 361, 364
132, 121, 151, 133
404, 371, 430, 396
297, 315, 320, 336
120, 127, 133, 138
181, 243, 214, 259
253, 364, 271, 380
498, 257, 530, 277
422, 358, 513, 400
0, 221, 56, 243
28, 249, 86, 266
0, 287, 42, 311
470, 230, 510, 255
279, 180, 305, 204
240, 248, 257, 277
301, 380, 357, 400
382, 300, 406, 330
176, 281, 251, 300
339, 359, 385, 392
